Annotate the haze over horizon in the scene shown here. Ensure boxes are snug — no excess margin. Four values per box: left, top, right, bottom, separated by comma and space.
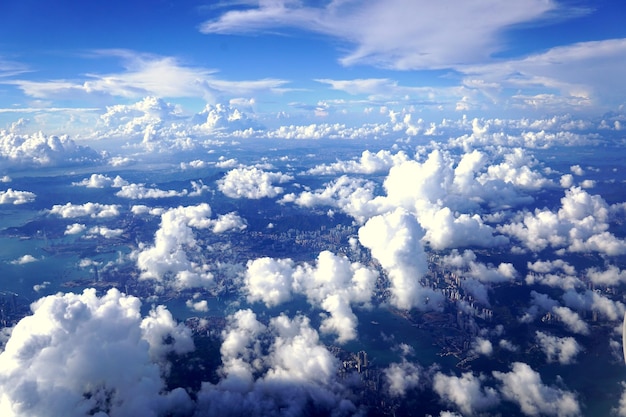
1, 0, 626, 136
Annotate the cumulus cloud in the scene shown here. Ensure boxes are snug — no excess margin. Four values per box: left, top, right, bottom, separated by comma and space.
433, 371, 500, 415
196, 309, 355, 417
535, 331, 581, 365
525, 259, 580, 290
519, 291, 560, 323
9, 254, 39, 265
140, 304, 195, 363
378, 149, 513, 249
211, 212, 247, 234
437, 249, 518, 306
0, 130, 101, 167
0, 189, 35, 205
0, 288, 193, 417
499, 186, 626, 255
186, 298, 209, 313
215, 157, 239, 169
359, 208, 443, 310
552, 306, 589, 335
191, 103, 263, 133
135, 203, 247, 289
116, 183, 188, 199
281, 175, 379, 223
245, 257, 296, 308
72, 173, 129, 188
64, 223, 87, 235
560, 174, 574, 188
33, 281, 51, 292
85, 226, 125, 239
472, 337, 494, 357
476, 148, 553, 190
306, 149, 410, 175
442, 249, 517, 284
493, 362, 581, 417
136, 204, 215, 288
218, 167, 293, 199
383, 359, 420, 397
244, 251, 377, 343
421, 206, 509, 250
562, 288, 625, 322
292, 251, 378, 343
49, 202, 121, 218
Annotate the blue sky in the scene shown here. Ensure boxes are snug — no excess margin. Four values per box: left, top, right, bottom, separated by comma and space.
1, 0, 625, 131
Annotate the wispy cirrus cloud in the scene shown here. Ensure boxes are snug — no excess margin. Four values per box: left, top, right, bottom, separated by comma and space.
4, 50, 290, 103
201, 0, 559, 70
462, 38, 626, 111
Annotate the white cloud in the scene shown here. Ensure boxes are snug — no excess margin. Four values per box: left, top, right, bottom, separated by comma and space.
464, 38, 626, 112
72, 173, 128, 188
181, 159, 211, 170
245, 257, 295, 308
528, 259, 576, 275
499, 339, 519, 352
560, 174, 574, 188
49, 202, 121, 218
384, 360, 420, 397
525, 259, 580, 290
136, 204, 215, 288
10, 51, 288, 103
585, 265, 626, 286
0, 130, 100, 167
562, 288, 625, 322
282, 175, 379, 223
116, 183, 188, 199
197, 309, 353, 416
211, 212, 247, 233
201, 0, 556, 70
192, 103, 263, 133
9, 255, 38, 265
442, 249, 517, 286
218, 167, 293, 199
476, 148, 553, 190
0, 189, 35, 205
0, 288, 193, 417
245, 251, 377, 343
109, 156, 134, 167
306, 149, 410, 175
493, 362, 581, 417
215, 158, 238, 168
552, 306, 589, 335
33, 281, 51, 292
130, 205, 152, 215
292, 251, 378, 343
519, 291, 559, 323
85, 226, 125, 239
433, 371, 500, 415
535, 331, 581, 365
499, 186, 626, 255
135, 203, 247, 289
570, 165, 585, 176
140, 304, 194, 363
186, 299, 209, 313
359, 208, 443, 310
472, 337, 494, 357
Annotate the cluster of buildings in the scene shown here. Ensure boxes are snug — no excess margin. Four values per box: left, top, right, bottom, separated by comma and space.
0, 291, 29, 327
